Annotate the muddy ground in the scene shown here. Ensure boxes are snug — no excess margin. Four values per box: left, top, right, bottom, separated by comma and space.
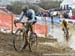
0, 32, 75, 56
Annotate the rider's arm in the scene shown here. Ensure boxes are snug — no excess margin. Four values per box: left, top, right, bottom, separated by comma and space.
14, 11, 25, 26
17, 11, 25, 22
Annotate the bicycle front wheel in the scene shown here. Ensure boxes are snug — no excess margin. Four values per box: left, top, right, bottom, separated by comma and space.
13, 29, 25, 51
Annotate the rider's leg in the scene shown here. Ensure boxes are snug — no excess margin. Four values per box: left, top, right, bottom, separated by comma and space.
66, 29, 69, 41
23, 23, 32, 51
28, 23, 33, 51
30, 23, 33, 32
23, 30, 29, 49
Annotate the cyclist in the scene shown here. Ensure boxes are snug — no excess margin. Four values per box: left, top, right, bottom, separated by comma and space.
14, 6, 37, 51
61, 18, 69, 41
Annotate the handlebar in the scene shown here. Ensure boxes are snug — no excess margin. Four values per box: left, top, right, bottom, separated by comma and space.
14, 20, 29, 27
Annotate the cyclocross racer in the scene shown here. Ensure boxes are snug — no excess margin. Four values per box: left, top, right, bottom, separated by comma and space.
14, 6, 37, 51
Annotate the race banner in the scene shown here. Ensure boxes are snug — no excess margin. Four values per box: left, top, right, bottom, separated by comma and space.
0, 9, 48, 34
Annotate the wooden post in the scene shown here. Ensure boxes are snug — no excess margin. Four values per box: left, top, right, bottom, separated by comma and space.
45, 17, 47, 37
11, 13, 13, 34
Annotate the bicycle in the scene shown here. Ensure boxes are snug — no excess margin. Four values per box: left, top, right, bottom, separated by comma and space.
13, 22, 38, 52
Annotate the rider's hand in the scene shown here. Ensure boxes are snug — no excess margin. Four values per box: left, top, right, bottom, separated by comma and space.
14, 20, 17, 27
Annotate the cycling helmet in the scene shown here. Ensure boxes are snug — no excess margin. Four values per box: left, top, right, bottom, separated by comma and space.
22, 6, 29, 12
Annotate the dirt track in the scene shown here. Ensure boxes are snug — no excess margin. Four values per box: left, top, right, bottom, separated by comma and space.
0, 32, 75, 56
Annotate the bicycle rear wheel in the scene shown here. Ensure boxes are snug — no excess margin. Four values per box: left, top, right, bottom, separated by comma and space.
13, 29, 25, 51
29, 32, 38, 51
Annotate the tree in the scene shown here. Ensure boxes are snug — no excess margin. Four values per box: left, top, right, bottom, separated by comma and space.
37, 1, 61, 10
8, 1, 24, 14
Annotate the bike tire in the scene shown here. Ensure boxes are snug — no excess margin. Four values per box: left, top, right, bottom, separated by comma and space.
29, 32, 38, 51
13, 29, 25, 51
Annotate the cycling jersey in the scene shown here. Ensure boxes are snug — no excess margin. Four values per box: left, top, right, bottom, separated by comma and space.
16, 9, 37, 24
61, 19, 69, 32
